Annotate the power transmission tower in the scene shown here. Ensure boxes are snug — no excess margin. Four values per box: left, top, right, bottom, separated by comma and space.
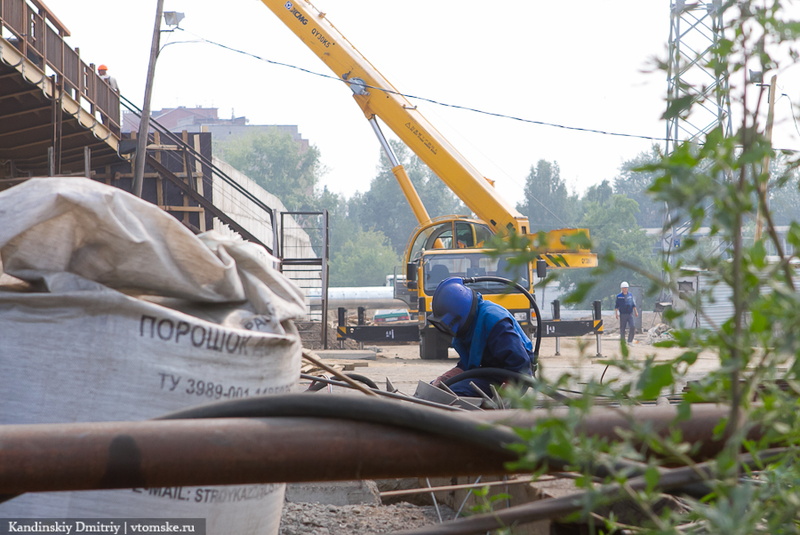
666, 0, 733, 152
662, 0, 733, 268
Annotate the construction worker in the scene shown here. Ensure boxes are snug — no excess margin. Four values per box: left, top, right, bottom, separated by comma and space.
97, 64, 119, 92
427, 277, 534, 397
615, 281, 638, 343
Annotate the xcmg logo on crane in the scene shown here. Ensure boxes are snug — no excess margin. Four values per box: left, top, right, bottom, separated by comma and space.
284, 2, 309, 25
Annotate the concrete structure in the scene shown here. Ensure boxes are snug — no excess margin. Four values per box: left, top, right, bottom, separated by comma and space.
212, 156, 323, 318
285, 481, 381, 506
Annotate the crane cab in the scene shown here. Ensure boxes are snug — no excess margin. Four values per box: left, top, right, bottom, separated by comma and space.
404, 216, 494, 265
403, 217, 537, 360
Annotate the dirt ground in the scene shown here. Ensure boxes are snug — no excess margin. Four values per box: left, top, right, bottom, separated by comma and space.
311, 311, 718, 397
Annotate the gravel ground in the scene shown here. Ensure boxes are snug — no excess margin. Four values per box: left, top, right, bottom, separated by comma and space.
279, 501, 456, 535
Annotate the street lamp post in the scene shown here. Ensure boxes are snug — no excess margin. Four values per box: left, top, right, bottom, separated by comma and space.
131, 6, 184, 198
755, 74, 777, 241
132, 0, 165, 198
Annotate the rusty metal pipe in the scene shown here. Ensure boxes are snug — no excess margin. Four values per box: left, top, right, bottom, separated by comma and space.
0, 417, 517, 495
0, 404, 762, 495
478, 403, 759, 461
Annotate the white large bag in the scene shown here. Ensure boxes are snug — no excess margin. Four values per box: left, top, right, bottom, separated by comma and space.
0, 177, 306, 534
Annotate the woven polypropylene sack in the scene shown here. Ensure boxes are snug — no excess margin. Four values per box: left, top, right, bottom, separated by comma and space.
0, 178, 307, 535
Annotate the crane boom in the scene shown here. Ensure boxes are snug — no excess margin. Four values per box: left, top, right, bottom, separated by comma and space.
260, 0, 530, 236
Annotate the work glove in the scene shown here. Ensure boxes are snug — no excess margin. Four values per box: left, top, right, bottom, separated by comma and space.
431, 366, 463, 387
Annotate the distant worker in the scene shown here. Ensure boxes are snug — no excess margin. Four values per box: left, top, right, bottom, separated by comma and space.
97, 64, 119, 92
615, 281, 638, 344
427, 277, 535, 397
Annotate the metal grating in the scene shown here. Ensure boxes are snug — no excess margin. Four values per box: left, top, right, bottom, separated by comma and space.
280, 210, 329, 348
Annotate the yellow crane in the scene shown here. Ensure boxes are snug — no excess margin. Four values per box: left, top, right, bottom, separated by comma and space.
259, 0, 597, 359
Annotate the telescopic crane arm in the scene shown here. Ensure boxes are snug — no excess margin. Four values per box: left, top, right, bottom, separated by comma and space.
259, 0, 530, 236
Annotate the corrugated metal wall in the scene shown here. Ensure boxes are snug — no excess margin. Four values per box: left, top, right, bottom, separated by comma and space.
673, 266, 798, 330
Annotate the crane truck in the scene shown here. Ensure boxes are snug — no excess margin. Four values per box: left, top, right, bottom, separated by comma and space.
259, 0, 598, 359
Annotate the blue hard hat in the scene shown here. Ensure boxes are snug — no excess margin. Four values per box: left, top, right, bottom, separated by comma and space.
427, 277, 478, 337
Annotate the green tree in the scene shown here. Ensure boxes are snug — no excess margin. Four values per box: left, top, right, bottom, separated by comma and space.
767, 157, 800, 227
517, 159, 576, 231
559, 193, 658, 309
582, 179, 613, 205
316, 187, 404, 285
614, 145, 665, 228
329, 229, 402, 286
303, 187, 396, 287
307, 185, 351, 258
358, 142, 466, 254
212, 130, 419, 286
215, 128, 321, 211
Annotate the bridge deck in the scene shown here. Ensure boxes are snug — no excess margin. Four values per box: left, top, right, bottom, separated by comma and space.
0, 0, 122, 182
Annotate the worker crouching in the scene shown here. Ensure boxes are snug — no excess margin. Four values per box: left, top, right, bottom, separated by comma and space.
427, 277, 535, 397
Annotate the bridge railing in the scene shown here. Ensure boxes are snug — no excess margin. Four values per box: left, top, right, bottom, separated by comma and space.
0, 0, 120, 134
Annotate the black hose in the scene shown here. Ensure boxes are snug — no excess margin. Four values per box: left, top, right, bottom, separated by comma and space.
442, 367, 533, 388
462, 275, 542, 361
443, 367, 570, 403
157, 393, 525, 457
157, 393, 655, 483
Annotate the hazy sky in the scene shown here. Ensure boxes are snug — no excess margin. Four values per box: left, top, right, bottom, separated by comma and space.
40, 1, 800, 205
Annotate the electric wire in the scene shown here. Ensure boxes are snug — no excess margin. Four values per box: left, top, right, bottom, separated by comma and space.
146, 23, 800, 191
159, 23, 800, 243
174, 28, 669, 146
173, 26, 800, 158
165, 26, 578, 228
